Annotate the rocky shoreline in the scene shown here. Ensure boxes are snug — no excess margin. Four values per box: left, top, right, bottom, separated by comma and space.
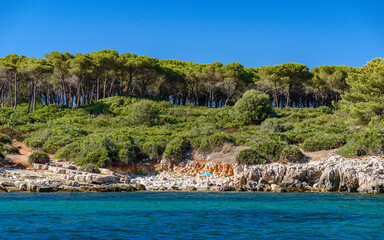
230, 155, 384, 193
1, 154, 384, 193
0, 162, 144, 193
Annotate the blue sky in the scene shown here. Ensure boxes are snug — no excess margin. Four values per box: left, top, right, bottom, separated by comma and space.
0, 0, 383, 68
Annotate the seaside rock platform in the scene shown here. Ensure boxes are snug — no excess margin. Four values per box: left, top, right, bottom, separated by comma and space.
0, 162, 145, 193
1, 153, 384, 193
229, 155, 384, 193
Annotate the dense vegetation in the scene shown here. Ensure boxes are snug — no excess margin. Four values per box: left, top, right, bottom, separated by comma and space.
0, 52, 383, 168
28, 151, 50, 164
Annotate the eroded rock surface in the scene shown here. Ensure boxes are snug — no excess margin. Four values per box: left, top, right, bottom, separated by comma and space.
0, 162, 139, 193
2, 152, 384, 193
231, 155, 384, 193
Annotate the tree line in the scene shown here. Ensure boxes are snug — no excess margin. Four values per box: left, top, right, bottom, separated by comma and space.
0, 49, 360, 112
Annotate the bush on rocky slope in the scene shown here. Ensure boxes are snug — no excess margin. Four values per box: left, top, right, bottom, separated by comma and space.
29, 151, 50, 164
236, 149, 268, 165
301, 133, 347, 151
337, 129, 384, 157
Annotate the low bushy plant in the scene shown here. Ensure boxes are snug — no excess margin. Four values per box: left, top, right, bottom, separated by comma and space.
286, 128, 316, 144
8, 111, 34, 126
0, 128, 17, 137
77, 148, 111, 167
236, 148, 268, 165
0, 133, 11, 144
4, 146, 20, 154
284, 107, 332, 122
29, 104, 69, 122
188, 123, 216, 138
163, 137, 190, 160
253, 137, 287, 161
141, 139, 167, 159
337, 129, 384, 157
28, 151, 50, 164
118, 145, 141, 164
77, 102, 113, 115
301, 133, 347, 152
56, 135, 117, 167
55, 142, 80, 160
280, 145, 303, 162
260, 118, 293, 134
0, 117, 8, 125
198, 132, 235, 154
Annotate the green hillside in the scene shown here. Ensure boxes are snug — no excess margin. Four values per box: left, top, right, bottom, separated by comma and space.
0, 52, 383, 168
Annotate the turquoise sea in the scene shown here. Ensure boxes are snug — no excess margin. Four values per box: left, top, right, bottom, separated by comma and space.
0, 192, 383, 239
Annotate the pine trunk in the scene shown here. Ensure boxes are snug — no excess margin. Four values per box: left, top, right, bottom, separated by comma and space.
33, 82, 37, 112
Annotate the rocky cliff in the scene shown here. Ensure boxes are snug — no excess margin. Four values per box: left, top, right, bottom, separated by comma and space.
229, 155, 384, 193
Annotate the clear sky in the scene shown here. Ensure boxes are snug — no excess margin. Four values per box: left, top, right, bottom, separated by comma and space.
0, 0, 383, 68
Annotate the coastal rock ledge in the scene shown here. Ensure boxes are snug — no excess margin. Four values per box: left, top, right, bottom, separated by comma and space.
231, 155, 384, 193
0, 165, 146, 193
1, 154, 384, 193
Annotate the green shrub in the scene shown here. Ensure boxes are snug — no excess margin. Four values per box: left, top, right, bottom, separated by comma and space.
337, 129, 384, 157
198, 132, 235, 154
9, 146, 20, 154
55, 143, 80, 160
77, 102, 113, 115
0, 133, 11, 144
8, 111, 34, 126
254, 137, 287, 161
212, 107, 237, 128
2, 145, 20, 154
280, 145, 303, 162
29, 104, 69, 122
284, 106, 332, 122
129, 100, 160, 126
188, 123, 216, 138
260, 118, 293, 134
286, 128, 316, 144
0, 128, 17, 137
55, 135, 117, 166
23, 125, 88, 152
141, 139, 167, 159
56, 133, 147, 167
190, 136, 204, 149
236, 148, 268, 165
234, 89, 274, 124
322, 125, 348, 134
41, 135, 74, 154
0, 117, 8, 125
24, 129, 55, 148
317, 106, 332, 114
301, 134, 347, 152
164, 137, 190, 160
78, 148, 111, 167
77, 164, 100, 173
41, 143, 65, 154
28, 151, 50, 164
118, 145, 141, 164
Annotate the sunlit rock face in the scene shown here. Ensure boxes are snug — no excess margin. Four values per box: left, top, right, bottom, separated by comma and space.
231, 155, 384, 193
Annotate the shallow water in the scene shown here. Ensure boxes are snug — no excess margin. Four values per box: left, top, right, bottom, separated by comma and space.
0, 192, 383, 239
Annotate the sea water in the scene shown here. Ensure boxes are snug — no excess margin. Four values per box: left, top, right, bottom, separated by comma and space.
0, 192, 383, 239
